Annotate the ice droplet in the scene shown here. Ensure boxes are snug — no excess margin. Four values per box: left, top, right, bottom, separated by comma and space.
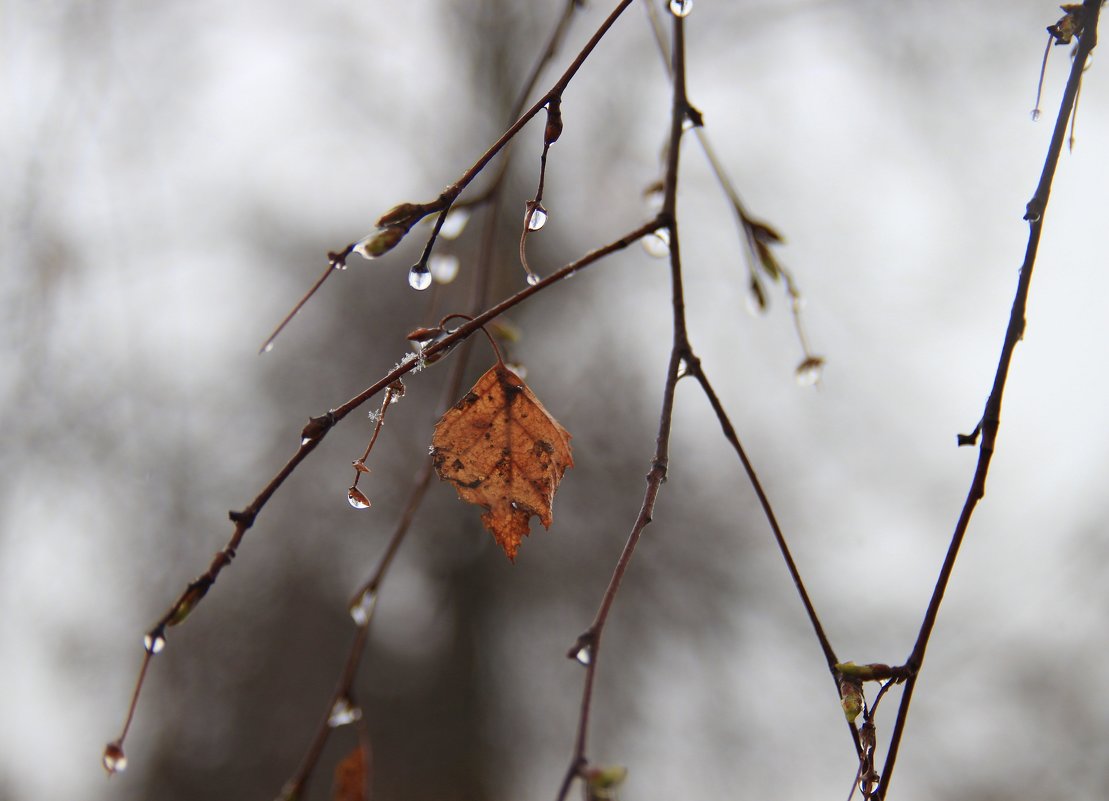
408, 263, 432, 291
642, 228, 671, 258
102, 742, 127, 775
794, 356, 825, 387
439, 207, 471, 240
429, 253, 460, 284
143, 630, 166, 654
526, 203, 548, 231
669, 0, 692, 17
350, 590, 378, 626
347, 487, 371, 509
327, 696, 363, 728
526, 272, 541, 286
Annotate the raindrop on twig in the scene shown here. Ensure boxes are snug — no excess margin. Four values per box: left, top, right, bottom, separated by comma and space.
669, 0, 693, 18
102, 742, 127, 775
347, 487, 371, 510
408, 262, 432, 291
349, 590, 378, 626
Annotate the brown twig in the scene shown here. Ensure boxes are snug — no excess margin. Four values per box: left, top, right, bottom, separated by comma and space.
556, 12, 694, 799
874, 3, 1101, 797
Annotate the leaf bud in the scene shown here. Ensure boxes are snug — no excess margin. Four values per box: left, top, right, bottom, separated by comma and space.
376, 202, 425, 228
544, 97, 563, 145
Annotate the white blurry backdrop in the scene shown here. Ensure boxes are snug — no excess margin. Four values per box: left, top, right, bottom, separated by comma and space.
2, 2, 1108, 800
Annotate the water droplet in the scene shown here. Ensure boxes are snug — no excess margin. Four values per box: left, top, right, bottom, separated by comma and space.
408, 263, 432, 291
573, 643, 593, 666
795, 356, 825, 387
102, 742, 127, 775
332, 259, 348, 271
352, 235, 376, 261
143, 630, 166, 654
347, 487, 371, 509
349, 590, 378, 626
526, 203, 548, 231
301, 436, 313, 446
642, 228, 671, 258
429, 253, 460, 284
504, 363, 528, 380
327, 696, 363, 728
669, 0, 692, 17
526, 272, 541, 286
439, 208, 471, 240
262, 341, 275, 353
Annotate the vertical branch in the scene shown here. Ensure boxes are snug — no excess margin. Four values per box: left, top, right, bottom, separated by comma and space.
557, 11, 693, 801
875, 4, 1101, 797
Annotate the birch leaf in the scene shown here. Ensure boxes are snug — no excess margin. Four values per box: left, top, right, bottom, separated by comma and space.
431, 364, 573, 561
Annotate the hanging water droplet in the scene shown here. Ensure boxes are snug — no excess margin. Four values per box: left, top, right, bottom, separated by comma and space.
347, 487, 371, 509
794, 356, 825, 387
429, 253, 460, 284
262, 341, 275, 353
102, 742, 127, 775
526, 272, 541, 286
327, 696, 364, 728
669, 0, 693, 17
408, 262, 432, 291
438, 207, 471, 240
526, 203, 548, 231
642, 228, 671, 258
573, 643, 593, 666
349, 590, 378, 626
143, 630, 166, 654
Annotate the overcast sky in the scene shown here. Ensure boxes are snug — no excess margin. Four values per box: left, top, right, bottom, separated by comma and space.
3, 2, 1108, 801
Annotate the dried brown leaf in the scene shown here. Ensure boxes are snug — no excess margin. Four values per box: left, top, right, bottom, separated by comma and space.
431, 364, 573, 561
333, 746, 366, 801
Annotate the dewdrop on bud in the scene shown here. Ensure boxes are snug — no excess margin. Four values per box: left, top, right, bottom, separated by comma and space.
669, 0, 692, 17
102, 742, 127, 775
795, 356, 825, 387
641, 228, 670, 258
525, 203, 548, 231
353, 225, 407, 260
327, 696, 363, 728
349, 590, 378, 626
408, 262, 432, 290
143, 628, 166, 654
347, 486, 371, 510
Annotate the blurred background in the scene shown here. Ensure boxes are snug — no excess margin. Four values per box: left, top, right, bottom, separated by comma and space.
3, 1, 1108, 800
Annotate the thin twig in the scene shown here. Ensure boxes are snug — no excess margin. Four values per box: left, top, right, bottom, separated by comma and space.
874, 4, 1101, 797
557, 12, 692, 799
